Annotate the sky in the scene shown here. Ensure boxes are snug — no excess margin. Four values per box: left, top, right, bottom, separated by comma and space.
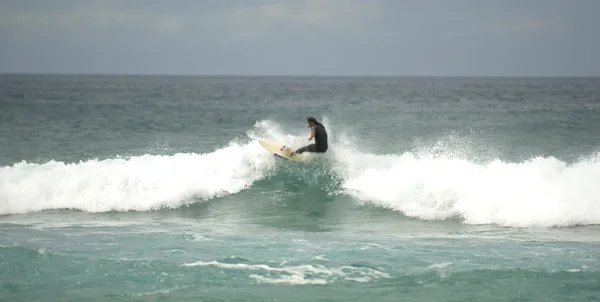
1, 0, 599, 76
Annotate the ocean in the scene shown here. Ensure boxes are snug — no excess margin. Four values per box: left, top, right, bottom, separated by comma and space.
1, 75, 600, 301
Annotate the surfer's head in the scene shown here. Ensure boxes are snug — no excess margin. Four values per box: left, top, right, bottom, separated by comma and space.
306, 116, 319, 127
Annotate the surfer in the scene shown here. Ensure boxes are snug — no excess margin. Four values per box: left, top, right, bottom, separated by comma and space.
287, 117, 328, 156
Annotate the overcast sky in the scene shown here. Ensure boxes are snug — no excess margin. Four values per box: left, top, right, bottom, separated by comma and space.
1, 0, 599, 76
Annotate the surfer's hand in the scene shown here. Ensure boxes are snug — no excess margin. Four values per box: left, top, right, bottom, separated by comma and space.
308, 137, 313, 141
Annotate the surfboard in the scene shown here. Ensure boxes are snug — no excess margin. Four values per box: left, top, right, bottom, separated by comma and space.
257, 140, 303, 162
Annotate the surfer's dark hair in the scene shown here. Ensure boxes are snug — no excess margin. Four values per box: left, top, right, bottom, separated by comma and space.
307, 117, 320, 124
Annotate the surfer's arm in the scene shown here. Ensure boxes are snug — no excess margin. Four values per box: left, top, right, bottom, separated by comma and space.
308, 127, 316, 141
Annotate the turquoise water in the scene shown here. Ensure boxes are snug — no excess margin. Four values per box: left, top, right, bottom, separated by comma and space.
1, 75, 600, 301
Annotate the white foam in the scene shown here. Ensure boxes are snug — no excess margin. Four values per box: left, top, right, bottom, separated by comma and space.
336, 149, 600, 228
130, 285, 192, 297
0, 140, 276, 215
428, 262, 453, 269
182, 260, 390, 285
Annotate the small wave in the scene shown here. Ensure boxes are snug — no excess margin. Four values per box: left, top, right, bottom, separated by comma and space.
0, 119, 339, 216
4, 118, 600, 229
0, 140, 276, 215
336, 148, 600, 228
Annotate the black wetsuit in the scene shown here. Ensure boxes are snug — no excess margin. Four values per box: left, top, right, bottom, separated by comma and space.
294, 123, 328, 154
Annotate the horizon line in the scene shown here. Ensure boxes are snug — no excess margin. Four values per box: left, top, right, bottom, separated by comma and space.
1, 72, 599, 78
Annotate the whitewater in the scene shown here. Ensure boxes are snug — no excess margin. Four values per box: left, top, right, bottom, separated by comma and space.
2, 119, 599, 228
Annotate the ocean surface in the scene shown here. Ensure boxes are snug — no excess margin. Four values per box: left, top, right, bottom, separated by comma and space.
1, 75, 600, 301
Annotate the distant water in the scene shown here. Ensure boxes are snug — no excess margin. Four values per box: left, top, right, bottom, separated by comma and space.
1, 75, 600, 301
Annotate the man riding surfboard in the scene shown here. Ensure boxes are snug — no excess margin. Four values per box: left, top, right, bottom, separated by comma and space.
285, 117, 328, 157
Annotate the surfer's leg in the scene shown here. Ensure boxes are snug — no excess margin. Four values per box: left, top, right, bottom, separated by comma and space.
293, 144, 316, 155
315, 145, 328, 153
293, 146, 307, 155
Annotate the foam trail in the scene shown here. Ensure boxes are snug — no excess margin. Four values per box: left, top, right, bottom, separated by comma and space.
336, 150, 600, 228
182, 260, 390, 285
0, 140, 276, 215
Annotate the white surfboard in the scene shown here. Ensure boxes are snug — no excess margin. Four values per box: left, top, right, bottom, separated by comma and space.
257, 140, 303, 162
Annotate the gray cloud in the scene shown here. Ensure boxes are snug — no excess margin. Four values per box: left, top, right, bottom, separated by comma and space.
0, 0, 598, 76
